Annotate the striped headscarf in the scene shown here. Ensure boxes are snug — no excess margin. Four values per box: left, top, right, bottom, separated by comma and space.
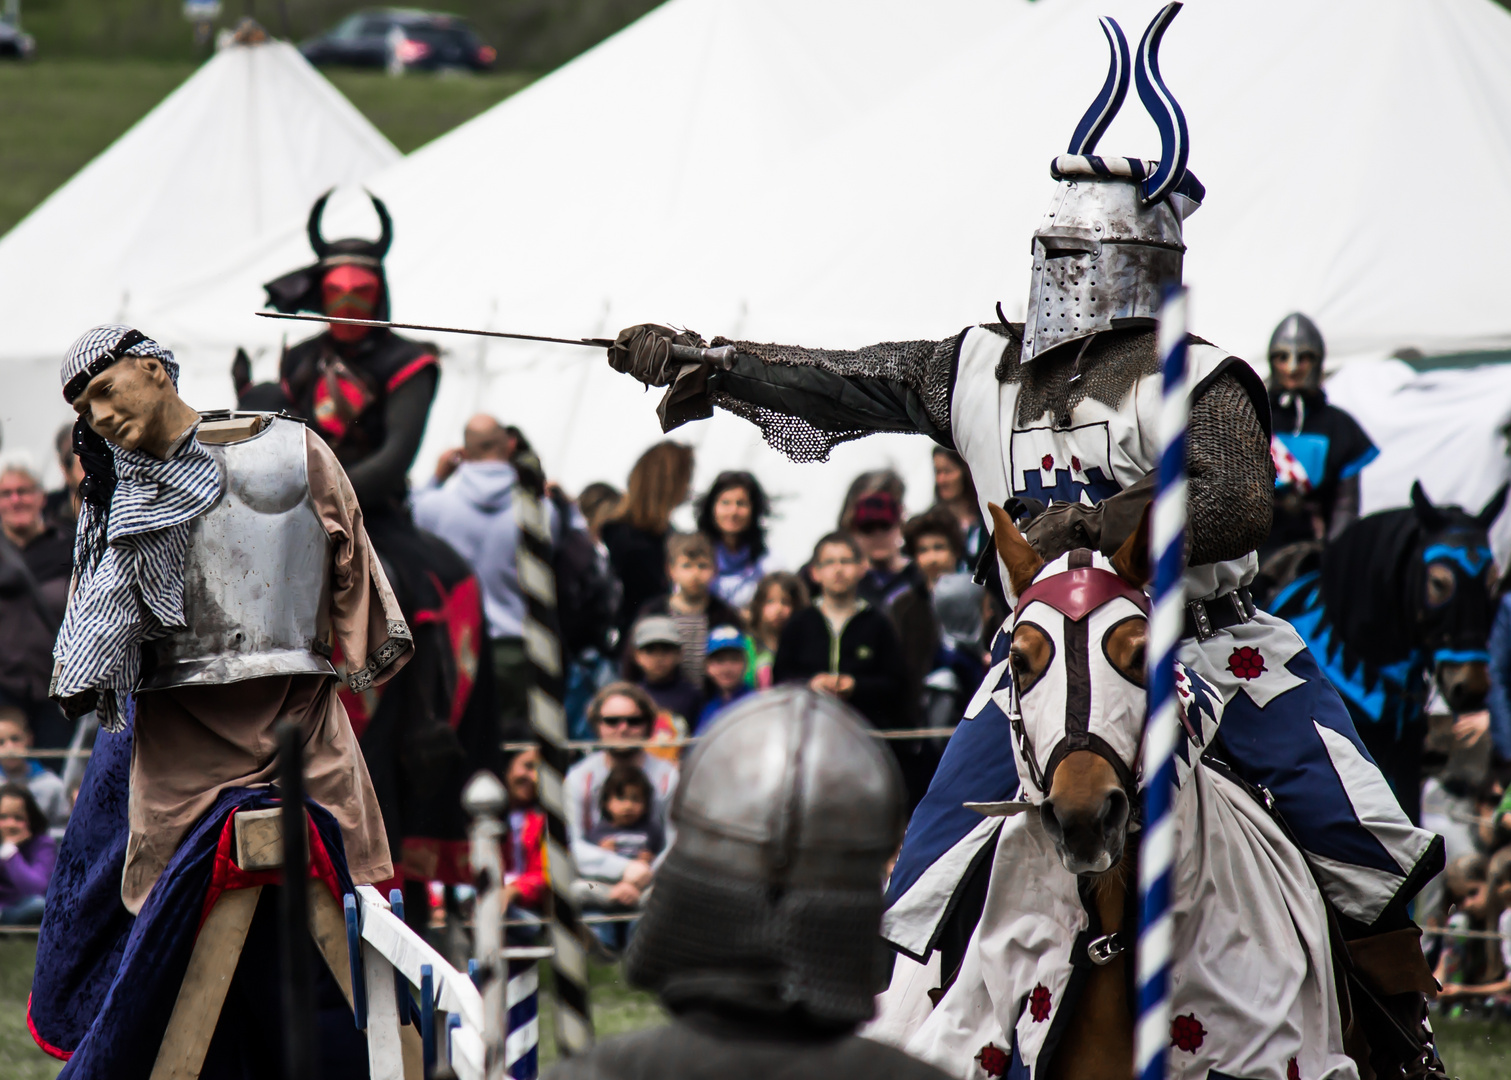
53, 326, 223, 731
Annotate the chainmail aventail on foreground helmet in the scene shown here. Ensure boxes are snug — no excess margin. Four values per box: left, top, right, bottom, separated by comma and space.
624, 687, 907, 1027
1020, 4, 1205, 365
1268, 312, 1326, 393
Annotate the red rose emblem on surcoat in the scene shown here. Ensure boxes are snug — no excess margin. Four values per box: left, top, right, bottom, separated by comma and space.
1227, 646, 1266, 680
1028, 983, 1052, 1022
1170, 1013, 1206, 1052
1041, 454, 1055, 471
1287, 1057, 1300, 1080
975, 1043, 1009, 1076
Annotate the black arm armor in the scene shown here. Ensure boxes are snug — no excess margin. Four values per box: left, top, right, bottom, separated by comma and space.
343, 367, 437, 510
704, 334, 964, 462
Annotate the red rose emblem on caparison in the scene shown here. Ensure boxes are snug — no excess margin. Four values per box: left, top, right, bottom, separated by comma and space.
975, 1043, 1009, 1077
1041, 454, 1055, 471
1287, 1057, 1300, 1080
1028, 983, 1052, 1022
1226, 646, 1266, 680
1170, 1012, 1206, 1053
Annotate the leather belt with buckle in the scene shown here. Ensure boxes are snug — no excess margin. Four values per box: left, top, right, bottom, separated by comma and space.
1184, 587, 1257, 642
1086, 932, 1125, 966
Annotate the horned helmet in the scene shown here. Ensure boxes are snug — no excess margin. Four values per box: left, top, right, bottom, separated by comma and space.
1020, 3, 1203, 365
263, 190, 394, 342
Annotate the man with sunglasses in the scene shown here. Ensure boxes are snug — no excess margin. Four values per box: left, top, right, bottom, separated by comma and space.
564, 683, 679, 901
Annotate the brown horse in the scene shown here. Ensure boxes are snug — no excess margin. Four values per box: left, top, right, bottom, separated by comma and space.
991, 503, 1146, 1080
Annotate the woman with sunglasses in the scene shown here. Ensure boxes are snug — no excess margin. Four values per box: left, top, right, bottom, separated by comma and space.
563, 684, 680, 915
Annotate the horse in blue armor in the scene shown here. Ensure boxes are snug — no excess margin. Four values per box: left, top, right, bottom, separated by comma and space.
1268, 481, 1505, 823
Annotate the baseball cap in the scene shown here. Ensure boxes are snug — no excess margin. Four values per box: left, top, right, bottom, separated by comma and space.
853, 490, 902, 531
632, 615, 681, 650
706, 625, 749, 658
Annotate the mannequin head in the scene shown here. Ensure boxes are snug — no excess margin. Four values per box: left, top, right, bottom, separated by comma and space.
71, 354, 197, 458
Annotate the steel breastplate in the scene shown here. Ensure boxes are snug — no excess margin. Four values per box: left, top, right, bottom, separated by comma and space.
142, 414, 336, 689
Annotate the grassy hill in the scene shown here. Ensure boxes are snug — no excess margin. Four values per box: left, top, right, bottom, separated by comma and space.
12, 0, 663, 67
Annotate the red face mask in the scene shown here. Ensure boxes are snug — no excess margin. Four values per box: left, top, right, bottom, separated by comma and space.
322, 265, 382, 343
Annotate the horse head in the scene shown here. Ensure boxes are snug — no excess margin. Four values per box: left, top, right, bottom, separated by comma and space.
989, 503, 1149, 876
1408, 481, 1505, 712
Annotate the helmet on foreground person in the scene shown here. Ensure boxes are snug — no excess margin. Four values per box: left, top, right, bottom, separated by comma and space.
624, 686, 907, 1026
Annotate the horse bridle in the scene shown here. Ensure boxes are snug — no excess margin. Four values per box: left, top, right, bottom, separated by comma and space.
1005, 550, 1150, 801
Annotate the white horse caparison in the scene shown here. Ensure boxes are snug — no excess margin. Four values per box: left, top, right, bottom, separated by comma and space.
871, 509, 1358, 1080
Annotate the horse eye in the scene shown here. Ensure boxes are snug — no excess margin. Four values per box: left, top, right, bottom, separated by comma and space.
1426, 566, 1457, 607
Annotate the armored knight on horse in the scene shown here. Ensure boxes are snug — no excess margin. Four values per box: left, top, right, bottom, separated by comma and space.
238, 193, 502, 927
602, 5, 1444, 1076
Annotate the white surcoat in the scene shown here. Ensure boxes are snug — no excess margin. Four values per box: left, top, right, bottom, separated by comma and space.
949, 324, 1255, 602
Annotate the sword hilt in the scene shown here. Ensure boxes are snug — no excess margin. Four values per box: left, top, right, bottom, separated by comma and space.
669, 343, 738, 370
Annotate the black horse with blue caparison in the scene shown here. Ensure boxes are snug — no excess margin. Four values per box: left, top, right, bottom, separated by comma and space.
1267, 481, 1505, 822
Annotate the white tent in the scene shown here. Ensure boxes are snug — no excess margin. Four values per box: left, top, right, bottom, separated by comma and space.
0, 37, 398, 471
40, 0, 1511, 562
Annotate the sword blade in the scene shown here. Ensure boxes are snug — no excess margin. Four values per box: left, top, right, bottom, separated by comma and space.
254, 310, 613, 349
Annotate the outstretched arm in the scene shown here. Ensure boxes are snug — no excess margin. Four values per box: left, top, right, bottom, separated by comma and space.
608, 323, 963, 461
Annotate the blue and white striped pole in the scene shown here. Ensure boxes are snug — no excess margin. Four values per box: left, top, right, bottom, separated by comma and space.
504, 952, 544, 1079
1137, 285, 1190, 1080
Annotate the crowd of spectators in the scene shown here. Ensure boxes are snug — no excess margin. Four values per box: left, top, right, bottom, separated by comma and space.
397, 417, 1003, 949
0, 431, 85, 923
1418, 672, 1511, 1015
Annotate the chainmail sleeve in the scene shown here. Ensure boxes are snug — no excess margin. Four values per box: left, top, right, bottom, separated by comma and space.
1188, 371, 1274, 565
704, 334, 964, 463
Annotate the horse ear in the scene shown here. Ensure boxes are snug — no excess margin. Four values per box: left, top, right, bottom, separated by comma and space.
988, 502, 1044, 597
1410, 481, 1445, 527
1110, 503, 1152, 588
1477, 484, 1509, 528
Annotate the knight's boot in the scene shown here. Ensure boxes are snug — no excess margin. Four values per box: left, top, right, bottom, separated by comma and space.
1346, 927, 1447, 1080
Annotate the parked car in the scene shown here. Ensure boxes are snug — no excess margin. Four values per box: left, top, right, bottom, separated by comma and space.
300, 9, 495, 72
0, 19, 37, 59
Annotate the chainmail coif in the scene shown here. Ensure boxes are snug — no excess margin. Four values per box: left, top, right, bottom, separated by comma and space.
707, 335, 957, 462
624, 852, 892, 1026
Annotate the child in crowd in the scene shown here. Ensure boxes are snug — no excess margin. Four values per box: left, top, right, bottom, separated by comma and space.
637, 532, 744, 687
696, 626, 754, 734
577, 764, 664, 951
774, 532, 906, 729
1433, 853, 1503, 1006
0, 782, 56, 925
624, 616, 703, 732
501, 748, 547, 917
1439, 846, 1511, 1005
748, 572, 809, 689
0, 706, 68, 834
585, 764, 665, 863
902, 509, 968, 590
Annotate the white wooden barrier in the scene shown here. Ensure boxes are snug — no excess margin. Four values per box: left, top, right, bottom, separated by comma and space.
352, 884, 488, 1080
